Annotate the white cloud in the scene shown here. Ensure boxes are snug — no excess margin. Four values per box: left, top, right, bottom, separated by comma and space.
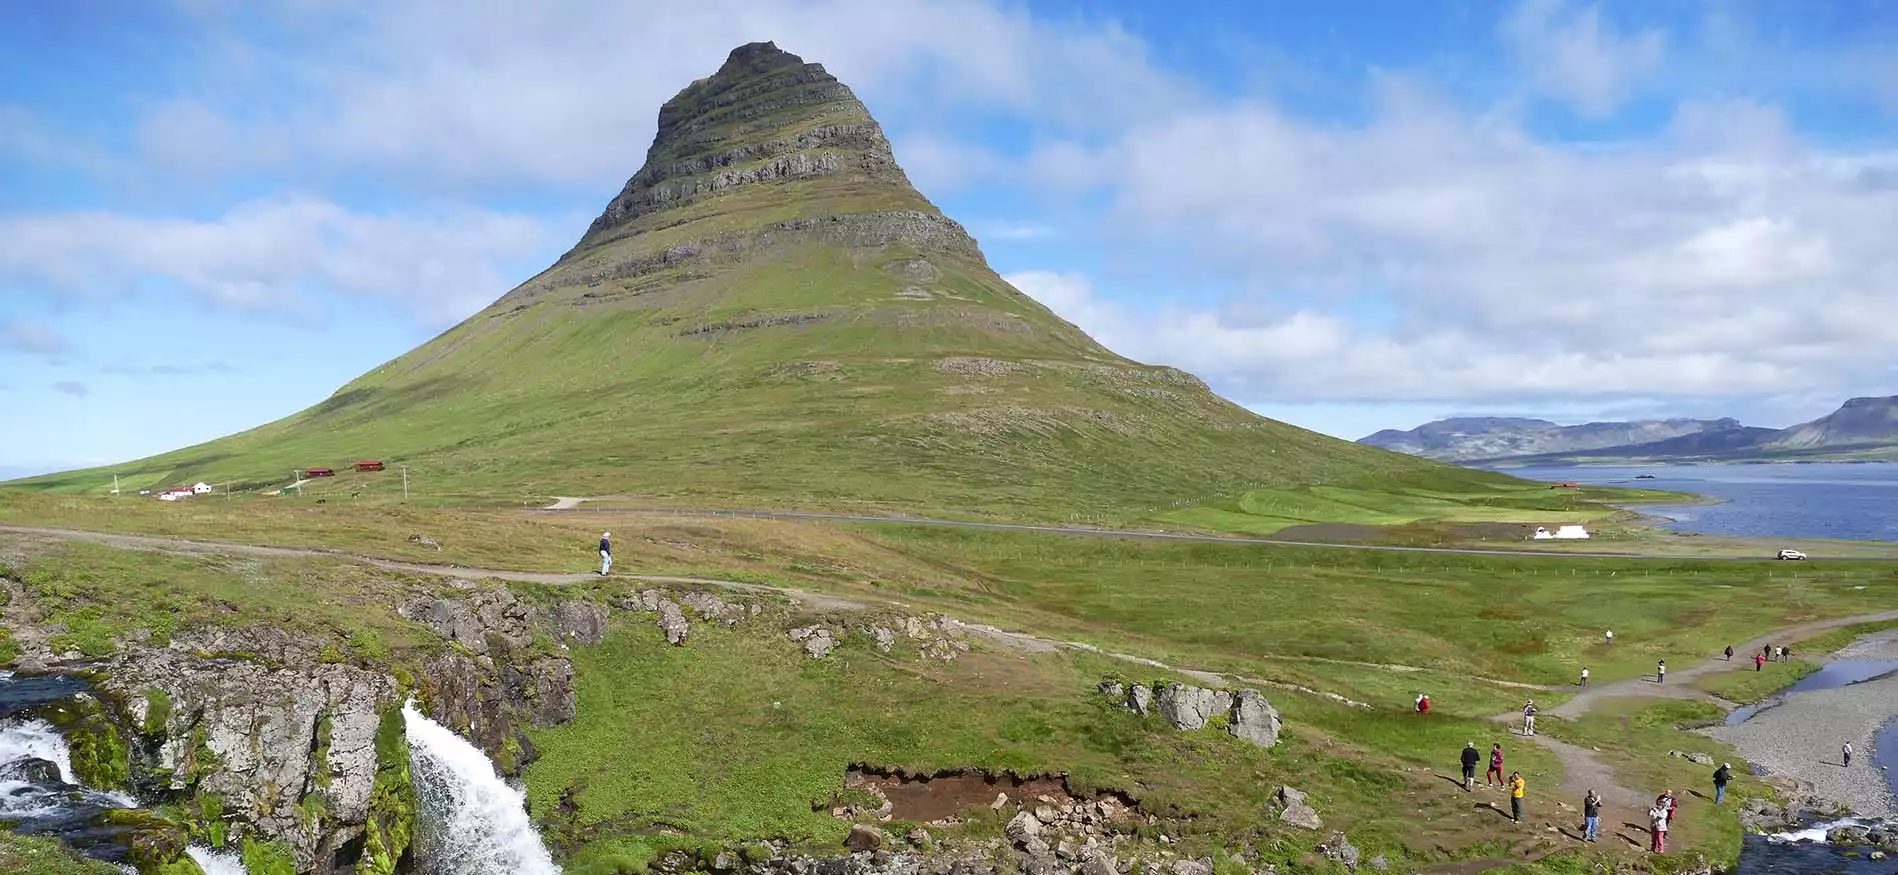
0, 320, 69, 356
1500, 0, 1665, 117
0, 198, 559, 325
137, 0, 1191, 192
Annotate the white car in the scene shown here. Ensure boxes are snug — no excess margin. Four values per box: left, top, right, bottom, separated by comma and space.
1776, 549, 1808, 561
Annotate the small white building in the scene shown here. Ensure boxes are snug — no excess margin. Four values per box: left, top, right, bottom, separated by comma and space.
1533, 525, 1591, 540
192, 482, 214, 495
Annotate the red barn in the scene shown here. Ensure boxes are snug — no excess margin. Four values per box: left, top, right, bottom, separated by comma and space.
306, 468, 335, 478
356, 461, 385, 472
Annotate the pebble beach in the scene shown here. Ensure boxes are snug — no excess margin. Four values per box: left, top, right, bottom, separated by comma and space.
1708, 632, 1898, 816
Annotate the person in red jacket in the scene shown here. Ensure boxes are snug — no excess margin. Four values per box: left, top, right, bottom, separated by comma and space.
1756, 652, 1767, 672
1415, 693, 1431, 715
1486, 743, 1505, 787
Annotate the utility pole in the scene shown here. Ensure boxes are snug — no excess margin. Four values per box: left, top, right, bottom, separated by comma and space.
402, 465, 409, 501
293, 470, 302, 496
111, 474, 120, 495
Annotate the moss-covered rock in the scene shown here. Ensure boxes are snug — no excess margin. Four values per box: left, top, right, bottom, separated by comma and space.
104, 808, 193, 874
356, 706, 418, 875
43, 696, 131, 791
241, 838, 298, 875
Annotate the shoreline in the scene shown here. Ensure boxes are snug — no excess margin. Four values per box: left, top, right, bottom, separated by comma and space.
1707, 632, 1898, 817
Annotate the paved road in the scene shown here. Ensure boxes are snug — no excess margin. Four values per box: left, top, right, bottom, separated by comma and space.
537, 498, 1864, 561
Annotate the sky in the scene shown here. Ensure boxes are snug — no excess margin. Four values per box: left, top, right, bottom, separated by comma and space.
3, 0, 1897, 478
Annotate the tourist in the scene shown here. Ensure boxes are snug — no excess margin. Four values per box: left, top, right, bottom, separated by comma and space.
1508, 772, 1525, 823
1777, 646, 1787, 663
1782, 646, 1791, 663
1579, 666, 1589, 688
1522, 700, 1538, 736
1656, 659, 1666, 683
1582, 788, 1602, 842
1487, 743, 1505, 788
1461, 741, 1480, 792
599, 531, 613, 576
1755, 652, 1766, 672
1713, 762, 1732, 804
1415, 693, 1431, 715
1660, 789, 1677, 825
1649, 800, 1669, 853
1844, 742, 1853, 767
1606, 629, 1613, 646
1725, 645, 1734, 661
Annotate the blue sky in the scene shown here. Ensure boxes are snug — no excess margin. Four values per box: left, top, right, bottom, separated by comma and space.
3, 0, 1897, 478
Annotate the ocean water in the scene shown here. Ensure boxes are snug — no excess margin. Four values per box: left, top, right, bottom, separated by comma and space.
1492, 463, 1898, 542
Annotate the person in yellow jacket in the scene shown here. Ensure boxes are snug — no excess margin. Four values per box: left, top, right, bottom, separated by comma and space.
1508, 772, 1526, 823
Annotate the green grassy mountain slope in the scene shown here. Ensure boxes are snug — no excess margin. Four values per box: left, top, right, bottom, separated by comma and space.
17, 42, 1507, 520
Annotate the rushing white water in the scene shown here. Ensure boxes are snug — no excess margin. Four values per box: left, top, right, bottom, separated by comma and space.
404, 701, 563, 875
0, 718, 80, 784
1766, 816, 1862, 844
187, 845, 250, 875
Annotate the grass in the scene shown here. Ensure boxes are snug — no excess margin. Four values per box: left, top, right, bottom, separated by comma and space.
0, 835, 123, 875
523, 600, 1566, 875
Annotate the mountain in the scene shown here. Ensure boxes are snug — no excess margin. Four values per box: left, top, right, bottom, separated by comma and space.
1478, 423, 1781, 465
13, 42, 1495, 519
1359, 416, 1737, 462
1766, 396, 1898, 451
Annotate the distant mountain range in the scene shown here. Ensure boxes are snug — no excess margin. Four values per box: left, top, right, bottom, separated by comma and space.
1360, 396, 1898, 465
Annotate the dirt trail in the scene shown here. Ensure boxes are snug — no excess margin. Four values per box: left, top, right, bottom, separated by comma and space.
1547, 609, 1898, 719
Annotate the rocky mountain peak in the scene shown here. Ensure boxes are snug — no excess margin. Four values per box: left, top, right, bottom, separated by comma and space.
576, 40, 909, 247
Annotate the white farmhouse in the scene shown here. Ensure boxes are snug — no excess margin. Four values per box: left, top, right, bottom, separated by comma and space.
192, 482, 214, 495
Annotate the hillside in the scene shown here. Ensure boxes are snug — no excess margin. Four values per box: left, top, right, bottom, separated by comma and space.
1359, 416, 1736, 462
1766, 395, 1898, 451
13, 42, 1504, 521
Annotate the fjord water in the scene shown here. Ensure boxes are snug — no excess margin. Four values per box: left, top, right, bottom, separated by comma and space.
404, 701, 563, 875
1496, 463, 1898, 541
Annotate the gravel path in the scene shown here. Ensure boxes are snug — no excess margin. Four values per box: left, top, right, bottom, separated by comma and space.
1708, 672, 1898, 815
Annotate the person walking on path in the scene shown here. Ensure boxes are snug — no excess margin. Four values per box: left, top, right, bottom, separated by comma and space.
1649, 801, 1669, 853
1605, 629, 1613, 647
598, 532, 613, 576
1725, 645, 1734, 661
1487, 744, 1505, 788
1660, 790, 1677, 826
1508, 772, 1526, 823
1415, 693, 1431, 715
1579, 666, 1589, 688
1582, 789, 1602, 842
1755, 652, 1767, 672
1713, 762, 1732, 804
1460, 742, 1481, 791
1522, 700, 1539, 736
1656, 659, 1666, 683
1780, 646, 1790, 663
1844, 742, 1854, 767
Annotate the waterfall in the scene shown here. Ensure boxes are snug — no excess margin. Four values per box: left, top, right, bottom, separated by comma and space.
187, 845, 250, 875
403, 701, 562, 875
0, 718, 79, 784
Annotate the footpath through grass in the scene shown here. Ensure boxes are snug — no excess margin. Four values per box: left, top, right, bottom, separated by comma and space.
1697, 619, 1898, 703
1159, 481, 1690, 536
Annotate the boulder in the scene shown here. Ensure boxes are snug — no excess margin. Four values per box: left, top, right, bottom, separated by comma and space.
1125, 684, 1153, 715
1228, 690, 1282, 748
1829, 825, 1874, 846
1171, 859, 1213, 875
1081, 851, 1118, 875
1278, 786, 1323, 830
0, 757, 64, 784
844, 824, 885, 852
681, 591, 745, 626
1156, 684, 1224, 731
553, 600, 608, 645
1318, 832, 1360, 873
656, 598, 691, 646
1005, 810, 1044, 848
1669, 750, 1716, 766
872, 627, 896, 652
1097, 680, 1125, 698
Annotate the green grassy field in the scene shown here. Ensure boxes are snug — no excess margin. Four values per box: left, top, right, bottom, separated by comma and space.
0, 835, 123, 875
1157, 481, 1686, 536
